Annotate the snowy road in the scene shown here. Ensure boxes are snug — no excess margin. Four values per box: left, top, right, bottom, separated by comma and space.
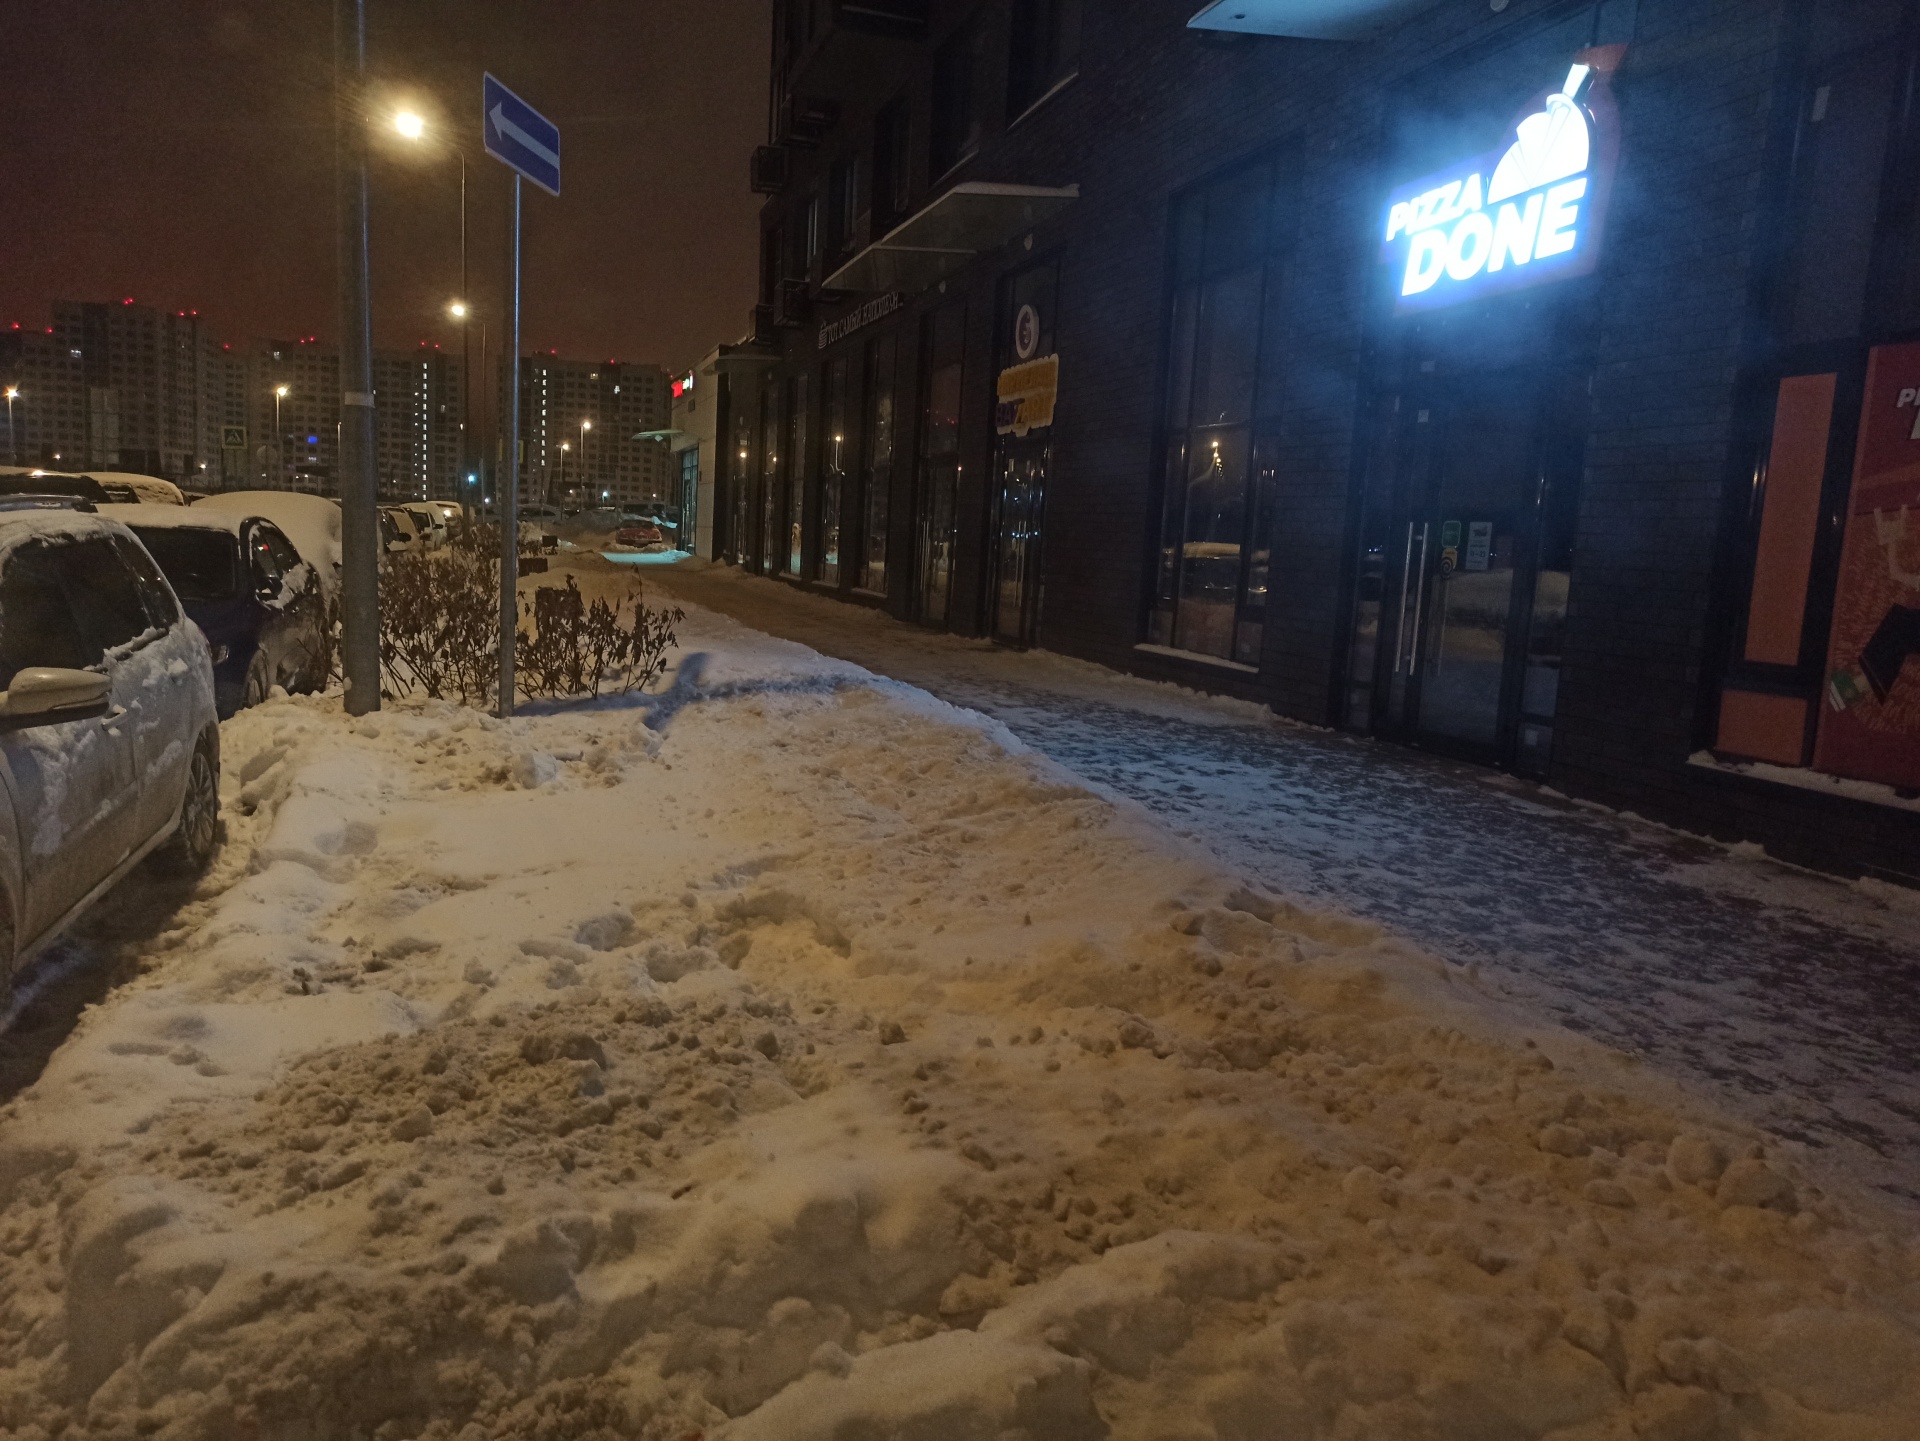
649, 564, 1920, 1198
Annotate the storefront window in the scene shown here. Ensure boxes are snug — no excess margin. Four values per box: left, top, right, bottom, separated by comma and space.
759, 376, 783, 574
1148, 158, 1293, 665
818, 357, 848, 583
917, 303, 966, 625
861, 333, 897, 594
788, 370, 808, 574
728, 394, 754, 563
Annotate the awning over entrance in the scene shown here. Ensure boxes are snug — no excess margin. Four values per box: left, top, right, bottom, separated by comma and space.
823, 182, 1079, 294
1187, 0, 1444, 41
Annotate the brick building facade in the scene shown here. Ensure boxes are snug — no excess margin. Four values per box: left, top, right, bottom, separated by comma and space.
717, 0, 1920, 883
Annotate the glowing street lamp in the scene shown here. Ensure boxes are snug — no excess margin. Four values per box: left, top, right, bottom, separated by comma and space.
393, 110, 426, 141
3, 385, 18, 467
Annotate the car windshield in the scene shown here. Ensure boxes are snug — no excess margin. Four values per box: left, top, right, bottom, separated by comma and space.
130, 527, 236, 601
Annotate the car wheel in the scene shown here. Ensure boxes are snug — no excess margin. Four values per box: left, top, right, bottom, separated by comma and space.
155, 741, 220, 876
242, 650, 273, 709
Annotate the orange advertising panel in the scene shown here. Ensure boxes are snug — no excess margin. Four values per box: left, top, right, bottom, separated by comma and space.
1813, 343, 1920, 790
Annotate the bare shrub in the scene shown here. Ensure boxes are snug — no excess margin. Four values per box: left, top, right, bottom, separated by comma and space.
516, 574, 684, 701
374, 531, 682, 707
379, 547, 501, 705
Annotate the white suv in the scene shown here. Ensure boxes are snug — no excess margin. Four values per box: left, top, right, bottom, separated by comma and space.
0, 500, 220, 1005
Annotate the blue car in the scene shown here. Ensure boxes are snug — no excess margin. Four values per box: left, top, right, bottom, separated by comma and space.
101, 504, 326, 717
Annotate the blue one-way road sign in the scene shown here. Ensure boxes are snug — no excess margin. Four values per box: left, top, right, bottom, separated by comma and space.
483, 74, 560, 196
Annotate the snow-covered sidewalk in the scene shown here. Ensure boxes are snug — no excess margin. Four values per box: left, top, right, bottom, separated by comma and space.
0, 596, 1916, 1440
644, 564, 1920, 1202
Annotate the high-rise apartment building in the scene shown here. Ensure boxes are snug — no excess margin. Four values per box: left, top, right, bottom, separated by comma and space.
233, 339, 463, 499
1, 301, 220, 477
0, 324, 86, 466
511, 355, 671, 507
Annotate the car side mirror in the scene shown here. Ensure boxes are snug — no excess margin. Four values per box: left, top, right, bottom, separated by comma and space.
0, 667, 112, 729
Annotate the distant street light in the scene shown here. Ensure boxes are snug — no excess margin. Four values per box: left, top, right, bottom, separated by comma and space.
4, 385, 18, 466
395, 110, 470, 502
580, 418, 592, 500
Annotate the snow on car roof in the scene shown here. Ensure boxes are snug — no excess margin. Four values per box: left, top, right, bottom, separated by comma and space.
193, 490, 341, 582
99, 502, 248, 537
83, 472, 187, 505
0, 505, 134, 562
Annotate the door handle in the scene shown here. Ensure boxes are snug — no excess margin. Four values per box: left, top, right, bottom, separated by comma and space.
1405, 523, 1431, 675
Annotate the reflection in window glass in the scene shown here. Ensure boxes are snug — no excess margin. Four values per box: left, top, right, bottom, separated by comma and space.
129, 528, 236, 602
0, 542, 89, 686
917, 304, 966, 626
788, 371, 809, 574
862, 334, 896, 593
819, 358, 848, 583
61, 538, 151, 656
760, 377, 783, 573
1148, 159, 1293, 663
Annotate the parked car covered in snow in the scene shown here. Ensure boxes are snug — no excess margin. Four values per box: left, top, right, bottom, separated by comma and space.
611, 522, 668, 552
381, 507, 426, 554
0, 468, 186, 506
100, 504, 325, 717
0, 499, 220, 1002
398, 502, 448, 550
192, 490, 342, 593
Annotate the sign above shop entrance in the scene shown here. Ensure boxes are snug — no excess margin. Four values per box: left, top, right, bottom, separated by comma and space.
818, 292, 903, 351
1381, 49, 1621, 313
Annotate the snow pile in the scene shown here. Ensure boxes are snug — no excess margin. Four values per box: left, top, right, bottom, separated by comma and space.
0, 604, 1915, 1440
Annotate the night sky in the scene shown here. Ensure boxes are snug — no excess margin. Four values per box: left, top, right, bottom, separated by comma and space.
0, 1, 768, 373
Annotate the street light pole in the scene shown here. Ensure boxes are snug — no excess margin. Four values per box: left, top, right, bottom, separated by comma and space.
499, 173, 523, 718
396, 115, 470, 506
273, 384, 289, 487
4, 387, 17, 467
336, 0, 380, 716
459, 150, 467, 506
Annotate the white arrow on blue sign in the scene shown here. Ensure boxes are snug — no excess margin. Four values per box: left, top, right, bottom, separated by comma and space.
483, 73, 560, 196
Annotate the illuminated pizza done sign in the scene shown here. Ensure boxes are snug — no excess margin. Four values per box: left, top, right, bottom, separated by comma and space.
1382, 54, 1619, 312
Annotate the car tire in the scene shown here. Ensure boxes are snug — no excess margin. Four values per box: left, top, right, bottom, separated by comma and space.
154, 740, 220, 876
242, 650, 273, 709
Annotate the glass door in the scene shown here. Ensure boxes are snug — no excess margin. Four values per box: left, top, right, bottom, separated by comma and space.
916, 302, 966, 626
1377, 368, 1581, 770
992, 440, 1048, 644
989, 263, 1059, 647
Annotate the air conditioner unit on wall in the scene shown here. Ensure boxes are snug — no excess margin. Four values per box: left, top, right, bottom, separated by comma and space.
751, 146, 789, 195
783, 95, 839, 148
